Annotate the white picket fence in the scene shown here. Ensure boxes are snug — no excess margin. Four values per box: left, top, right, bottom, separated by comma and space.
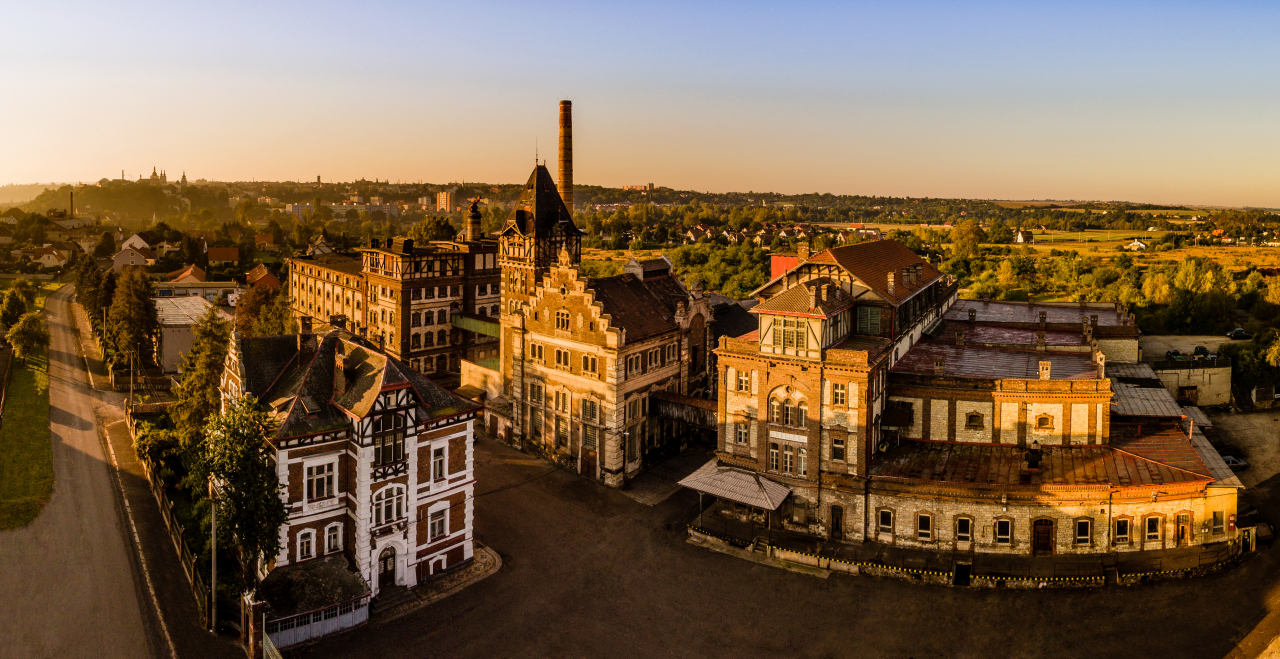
264, 594, 370, 649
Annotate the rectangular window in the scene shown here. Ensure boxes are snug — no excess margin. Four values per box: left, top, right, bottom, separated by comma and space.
831, 437, 845, 461
856, 307, 881, 335
995, 520, 1011, 544
628, 399, 640, 422
736, 424, 749, 444
772, 318, 808, 349
648, 349, 660, 368
528, 382, 543, 404
666, 344, 677, 361
782, 446, 794, 474
833, 383, 847, 406
299, 532, 313, 559
429, 510, 446, 540
878, 510, 893, 534
798, 448, 807, 476
768, 443, 779, 471
530, 409, 542, 439
373, 415, 405, 466
582, 399, 597, 421
555, 417, 569, 447
583, 425, 597, 449
1212, 511, 1225, 535
432, 447, 445, 481
582, 355, 598, 373
917, 514, 932, 540
1116, 519, 1130, 543
956, 518, 972, 542
1146, 517, 1161, 541
326, 525, 340, 553
737, 372, 750, 392
1075, 519, 1091, 545
306, 463, 334, 500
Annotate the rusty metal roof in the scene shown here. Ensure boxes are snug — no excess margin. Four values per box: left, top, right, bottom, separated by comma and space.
935, 322, 1083, 347
945, 299, 1133, 327
870, 437, 1212, 488
892, 339, 1097, 380
679, 459, 792, 509
1110, 422, 1210, 479
1107, 363, 1184, 417
804, 240, 940, 307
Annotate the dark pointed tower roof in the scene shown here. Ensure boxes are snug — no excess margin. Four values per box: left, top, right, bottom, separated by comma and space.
501, 164, 582, 238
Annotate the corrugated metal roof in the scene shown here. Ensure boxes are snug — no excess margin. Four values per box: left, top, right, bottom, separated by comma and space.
1107, 363, 1184, 417
1189, 427, 1243, 489
892, 340, 1097, 380
154, 296, 227, 326
679, 460, 792, 510
1182, 406, 1213, 429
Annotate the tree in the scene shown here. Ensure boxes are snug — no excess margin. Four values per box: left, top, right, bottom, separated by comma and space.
172, 306, 232, 453
252, 291, 297, 337
12, 279, 37, 308
409, 216, 457, 242
107, 267, 159, 367
204, 395, 288, 575
7, 312, 49, 363
951, 220, 986, 259
93, 231, 116, 257
234, 283, 276, 336
0, 290, 26, 330
996, 260, 1019, 289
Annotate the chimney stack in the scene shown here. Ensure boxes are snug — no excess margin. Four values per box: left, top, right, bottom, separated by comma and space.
955, 330, 965, 346
933, 356, 946, 376
887, 272, 896, 296
968, 309, 977, 324
1039, 361, 1051, 380
797, 242, 810, 261
1038, 311, 1047, 327
808, 285, 818, 309
558, 100, 574, 213
466, 200, 483, 242
1036, 330, 1046, 351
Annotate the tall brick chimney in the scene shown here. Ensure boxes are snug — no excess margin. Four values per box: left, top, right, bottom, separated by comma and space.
797, 242, 810, 261
558, 100, 573, 213
933, 355, 946, 376
886, 272, 895, 296
1039, 361, 1051, 380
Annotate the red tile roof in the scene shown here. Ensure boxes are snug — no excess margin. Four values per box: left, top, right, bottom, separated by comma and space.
805, 240, 941, 307
753, 277, 854, 319
207, 247, 239, 262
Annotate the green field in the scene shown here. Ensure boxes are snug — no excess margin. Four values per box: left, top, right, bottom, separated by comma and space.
0, 345, 52, 529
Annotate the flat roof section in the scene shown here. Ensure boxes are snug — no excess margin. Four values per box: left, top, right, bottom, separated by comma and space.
935, 322, 1084, 347
945, 299, 1133, 327
892, 340, 1098, 380
1107, 363, 1185, 418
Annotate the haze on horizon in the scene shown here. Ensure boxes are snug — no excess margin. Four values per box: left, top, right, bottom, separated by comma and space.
3, 1, 1279, 207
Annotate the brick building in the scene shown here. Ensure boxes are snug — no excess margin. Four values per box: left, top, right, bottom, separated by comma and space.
497, 165, 718, 487
286, 203, 500, 376
699, 240, 1242, 558
220, 321, 481, 597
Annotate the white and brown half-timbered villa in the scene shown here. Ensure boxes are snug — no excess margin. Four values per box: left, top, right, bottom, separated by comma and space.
221, 317, 481, 599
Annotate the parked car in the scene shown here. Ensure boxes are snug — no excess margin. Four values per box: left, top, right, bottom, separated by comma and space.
1221, 455, 1249, 471
1166, 349, 1184, 360
1193, 345, 1218, 360
1227, 328, 1252, 340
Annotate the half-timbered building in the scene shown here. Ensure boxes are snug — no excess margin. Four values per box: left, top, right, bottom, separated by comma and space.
221, 318, 481, 597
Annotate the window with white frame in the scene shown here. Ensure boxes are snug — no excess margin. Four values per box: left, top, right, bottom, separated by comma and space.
429, 509, 447, 540
1116, 519, 1130, 543
1075, 519, 1091, 545
995, 520, 1012, 544
797, 447, 807, 476
772, 317, 807, 349
782, 446, 794, 473
917, 514, 932, 540
878, 509, 893, 534
325, 523, 342, 553
1145, 517, 1161, 541
956, 517, 972, 542
297, 529, 315, 561
626, 354, 642, 377
736, 424, 749, 444
831, 436, 846, 461
432, 447, 446, 481
648, 349, 660, 368
373, 486, 406, 526
833, 383, 847, 406
373, 414, 405, 465
306, 462, 335, 501
737, 371, 750, 392
665, 344, 677, 361
768, 443, 779, 471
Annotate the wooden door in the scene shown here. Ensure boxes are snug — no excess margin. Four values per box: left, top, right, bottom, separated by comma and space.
378, 547, 396, 589
1033, 519, 1053, 555
582, 450, 597, 480
1176, 514, 1190, 546
830, 505, 844, 541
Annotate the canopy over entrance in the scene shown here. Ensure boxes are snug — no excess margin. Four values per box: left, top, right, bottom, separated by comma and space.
678, 459, 791, 510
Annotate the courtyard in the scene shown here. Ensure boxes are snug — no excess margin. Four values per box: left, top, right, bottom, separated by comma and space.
285, 437, 1280, 659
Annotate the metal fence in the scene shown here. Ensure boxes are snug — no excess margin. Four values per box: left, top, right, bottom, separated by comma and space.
265, 594, 370, 649
138, 454, 209, 626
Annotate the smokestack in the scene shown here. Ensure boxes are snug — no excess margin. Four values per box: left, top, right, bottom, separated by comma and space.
558, 100, 573, 213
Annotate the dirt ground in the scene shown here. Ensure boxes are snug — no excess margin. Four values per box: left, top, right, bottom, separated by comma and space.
1140, 335, 1238, 362
1210, 411, 1280, 489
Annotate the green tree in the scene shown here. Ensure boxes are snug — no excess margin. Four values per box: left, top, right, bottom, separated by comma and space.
252, 291, 297, 337
93, 231, 116, 257
234, 284, 278, 336
950, 220, 986, 259
107, 267, 159, 367
204, 395, 288, 576
409, 216, 457, 242
172, 307, 232, 453
0, 290, 26, 330
12, 279, 38, 308
7, 311, 49, 363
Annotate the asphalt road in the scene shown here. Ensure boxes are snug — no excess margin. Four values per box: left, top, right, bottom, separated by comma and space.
0, 286, 157, 659
1140, 335, 1239, 362
288, 436, 1280, 659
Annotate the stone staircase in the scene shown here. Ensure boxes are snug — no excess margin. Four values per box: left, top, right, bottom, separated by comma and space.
371, 585, 413, 613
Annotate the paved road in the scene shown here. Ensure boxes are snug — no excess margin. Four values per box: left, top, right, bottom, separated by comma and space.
291, 437, 1280, 659
0, 286, 157, 659
1140, 334, 1238, 362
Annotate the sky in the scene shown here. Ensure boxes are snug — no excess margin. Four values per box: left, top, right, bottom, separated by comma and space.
2, 1, 1279, 206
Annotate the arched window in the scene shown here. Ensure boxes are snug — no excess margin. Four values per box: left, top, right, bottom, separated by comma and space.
784, 402, 796, 426
424, 311, 434, 326
798, 447, 807, 476
373, 485, 406, 526
770, 399, 782, 423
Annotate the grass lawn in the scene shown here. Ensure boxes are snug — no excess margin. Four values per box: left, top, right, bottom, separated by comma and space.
0, 345, 51, 529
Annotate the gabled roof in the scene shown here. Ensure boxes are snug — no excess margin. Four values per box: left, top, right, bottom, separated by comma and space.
588, 273, 689, 342
679, 459, 791, 510
752, 277, 854, 319
246, 263, 278, 286
169, 264, 206, 282
802, 240, 940, 307
499, 165, 582, 239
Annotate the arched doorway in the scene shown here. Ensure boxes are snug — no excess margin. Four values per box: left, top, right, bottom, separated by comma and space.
378, 547, 396, 589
